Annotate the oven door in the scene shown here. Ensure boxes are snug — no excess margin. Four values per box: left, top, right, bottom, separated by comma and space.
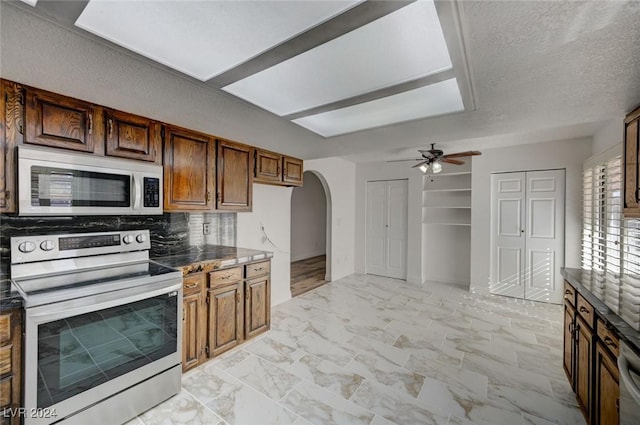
17, 145, 162, 216
24, 278, 182, 425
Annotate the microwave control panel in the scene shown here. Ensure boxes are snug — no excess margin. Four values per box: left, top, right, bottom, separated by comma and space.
143, 177, 160, 208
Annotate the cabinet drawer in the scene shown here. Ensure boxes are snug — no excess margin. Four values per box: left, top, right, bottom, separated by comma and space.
0, 345, 12, 375
597, 319, 620, 358
563, 281, 576, 306
0, 314, 10, 344
183, 272, 204, 296
209, 267, 242, 288
0, 376, 11, 407
577, 293, 595, 329
245, 261, 270, 279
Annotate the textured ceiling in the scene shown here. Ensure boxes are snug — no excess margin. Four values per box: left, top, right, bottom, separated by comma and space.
3, 1, 640, 162
324, 0, 640, 161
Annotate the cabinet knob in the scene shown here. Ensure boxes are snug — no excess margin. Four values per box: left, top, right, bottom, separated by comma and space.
579, 306, 588, 313
207, 192, 211, 202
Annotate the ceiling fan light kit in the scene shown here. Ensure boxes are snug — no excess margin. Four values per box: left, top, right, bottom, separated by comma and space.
389, 143, 481, 173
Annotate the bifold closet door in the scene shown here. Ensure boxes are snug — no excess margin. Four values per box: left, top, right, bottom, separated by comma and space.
490, 170, 565, 303
366, 180, 407, 280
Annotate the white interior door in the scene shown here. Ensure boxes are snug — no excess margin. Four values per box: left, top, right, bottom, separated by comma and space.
366, 180, 407, 280
490, 170, 565, 303
525, 169, 565, 303
490, 173, 526, 298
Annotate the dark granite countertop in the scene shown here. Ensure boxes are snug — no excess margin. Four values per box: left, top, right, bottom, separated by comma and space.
0, 278, 23, 310
153, 245, 273, 275
562, 267, 640, 354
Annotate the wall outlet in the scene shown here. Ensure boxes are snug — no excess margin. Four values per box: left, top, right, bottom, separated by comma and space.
203, 223, 211, 235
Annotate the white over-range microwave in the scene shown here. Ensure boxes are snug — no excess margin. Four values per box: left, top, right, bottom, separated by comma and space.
17, 145, 163, 216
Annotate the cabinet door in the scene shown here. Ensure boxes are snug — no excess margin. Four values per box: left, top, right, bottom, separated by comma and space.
563, 301, 575, 388
595, 341, 619, 425
182, 292, 203, 372
575, 315, 592, 419
0, 80, 22, 213
25, 87, 102, 154
163, 126, 214, 211
105, 109, 161, 163
245, 276, 270, 339
0, 309, 22, 425
624, 107, 640, 217
282, 156, 303, 186
254, 149, 282, 184
208, 282, 243, 357
216, 139, 252, 211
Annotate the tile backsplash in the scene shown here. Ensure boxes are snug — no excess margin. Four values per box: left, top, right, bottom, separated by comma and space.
0, 212, 236, 277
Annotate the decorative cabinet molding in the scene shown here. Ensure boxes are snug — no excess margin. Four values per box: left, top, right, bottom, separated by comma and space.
163, 125, 215, 211
105, 109, 161, 163
623, 105, 640, 217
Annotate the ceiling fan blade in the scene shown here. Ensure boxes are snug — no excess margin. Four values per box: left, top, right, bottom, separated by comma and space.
442, 151, 482, 159
440, 158, 465, 165
411, 160, 429, 169
387, 158, 423, 163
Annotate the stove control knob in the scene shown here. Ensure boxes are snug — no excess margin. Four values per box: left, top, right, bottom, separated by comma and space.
123, 235, 133, 244
18, 241, 36, 253
136, 234, 146, 244
40, 240, 55, 251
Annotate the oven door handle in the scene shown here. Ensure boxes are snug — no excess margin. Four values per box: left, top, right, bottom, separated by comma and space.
619, 353, 640, 405
27, 281, 182, 324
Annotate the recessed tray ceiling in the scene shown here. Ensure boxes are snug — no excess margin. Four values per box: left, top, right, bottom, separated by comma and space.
293, 78, 464, 137
222, 0, 452, 116
75, 0, 361, 81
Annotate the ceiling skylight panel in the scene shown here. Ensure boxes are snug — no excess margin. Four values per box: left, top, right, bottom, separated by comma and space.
223, 0, 452, 116
19, 0, 38, 6
292, 78, 464, 137
75, 0, 361, 81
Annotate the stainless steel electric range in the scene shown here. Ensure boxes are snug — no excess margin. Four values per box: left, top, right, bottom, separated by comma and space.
10, 230, 183, 425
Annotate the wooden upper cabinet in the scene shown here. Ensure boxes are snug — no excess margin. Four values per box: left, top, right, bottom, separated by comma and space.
163, 125, 215, 211
283, 156, 303, 186
254, 149, 282, 184
25, 87, 103, 154
624, 105, 640, 217
105, 109, 161, 163
0, 80, 22, 213
216, 139, 252, 211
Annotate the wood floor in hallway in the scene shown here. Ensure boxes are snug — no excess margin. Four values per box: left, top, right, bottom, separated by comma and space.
290, 255, 327, 297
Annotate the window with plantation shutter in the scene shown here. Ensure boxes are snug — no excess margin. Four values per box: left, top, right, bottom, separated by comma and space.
582, 150, 640, 282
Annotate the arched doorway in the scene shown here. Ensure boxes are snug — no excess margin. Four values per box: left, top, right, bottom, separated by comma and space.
290, 170, 330, 297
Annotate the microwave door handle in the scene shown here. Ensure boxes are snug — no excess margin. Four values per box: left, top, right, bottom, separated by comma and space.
619, 353, 640, 405
132, 174, 142, 210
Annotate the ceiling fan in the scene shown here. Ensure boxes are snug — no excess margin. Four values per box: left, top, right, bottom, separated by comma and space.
388, 144, 481, 173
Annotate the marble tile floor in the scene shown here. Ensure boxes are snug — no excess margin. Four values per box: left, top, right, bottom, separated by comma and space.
126, 273, 584, 425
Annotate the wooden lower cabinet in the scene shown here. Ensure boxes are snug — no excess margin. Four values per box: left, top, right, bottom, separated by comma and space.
564, 301, 576, 387
595, 341, 619, 425
576, 314, 593, 419
245, 275, 270, 339
182, 272, 206, 372
182, 260, 271, 368
0, 308, 22, 425
208, 282, 244, 357
563, 280, 621, 425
